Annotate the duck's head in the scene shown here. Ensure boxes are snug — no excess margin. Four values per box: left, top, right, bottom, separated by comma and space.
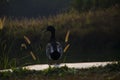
46, 26, 55, 32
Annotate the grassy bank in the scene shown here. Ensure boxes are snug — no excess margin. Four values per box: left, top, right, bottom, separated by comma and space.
0, 6, 120, 69
0, 62, 120, 80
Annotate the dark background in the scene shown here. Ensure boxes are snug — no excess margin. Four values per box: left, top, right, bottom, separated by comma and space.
0, 0, 72, 17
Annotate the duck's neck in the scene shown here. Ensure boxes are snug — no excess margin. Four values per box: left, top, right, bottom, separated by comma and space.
50, 31, 56, 42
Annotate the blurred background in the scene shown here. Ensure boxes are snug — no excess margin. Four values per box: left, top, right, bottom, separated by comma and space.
0, 0, 71, 17
0, 0, 120, 69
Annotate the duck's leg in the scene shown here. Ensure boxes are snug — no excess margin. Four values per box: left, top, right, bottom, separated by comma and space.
54, 60, 61, 68
47, 59, 53, 66
48, 59, 61, 68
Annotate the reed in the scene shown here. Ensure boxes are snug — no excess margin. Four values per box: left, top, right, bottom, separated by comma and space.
22, 35, 37, 61
63, 30, 71, 63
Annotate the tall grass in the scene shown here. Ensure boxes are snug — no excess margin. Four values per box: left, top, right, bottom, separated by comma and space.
0, 18, 17, 69
1, 45, 16, 69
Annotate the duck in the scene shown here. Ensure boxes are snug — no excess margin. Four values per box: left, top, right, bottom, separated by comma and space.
46, 26, 63, 61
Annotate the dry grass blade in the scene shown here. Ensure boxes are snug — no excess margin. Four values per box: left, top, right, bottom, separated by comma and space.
21, 43, 27, 49
65, 30, 70, 43
0, 17, 5, 30
24, 36, 31, 44
0, 19, 3, 30
64, 44, 70, 53
30, 51, 36, 60
3, 17, 6, 23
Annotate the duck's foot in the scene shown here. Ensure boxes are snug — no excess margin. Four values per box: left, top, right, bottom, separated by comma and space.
54, 63, 60, 68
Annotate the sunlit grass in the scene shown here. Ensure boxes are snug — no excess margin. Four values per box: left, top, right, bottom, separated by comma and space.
4, 6, 119, 37
0, 17, 5, 30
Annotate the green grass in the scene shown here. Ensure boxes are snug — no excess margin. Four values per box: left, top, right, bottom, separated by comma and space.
0, 62, 120, 80
0, 5, 120, 69
0, 27, 17, 69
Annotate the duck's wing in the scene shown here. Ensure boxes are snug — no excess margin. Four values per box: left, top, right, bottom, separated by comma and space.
56, 42, 63, 54
46, 43, 54, 59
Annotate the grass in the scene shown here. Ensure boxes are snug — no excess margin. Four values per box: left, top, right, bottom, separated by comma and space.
0, 62, 120, 80
0, 25, 17, 69
0, 5, 120, 69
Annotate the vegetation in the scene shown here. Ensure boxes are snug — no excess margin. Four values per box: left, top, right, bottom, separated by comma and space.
0, 1, 120, 80
0, 0, 120, 69
0, 62, 120, 80
0, 0, 120, 80
0, 5, 120, 69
